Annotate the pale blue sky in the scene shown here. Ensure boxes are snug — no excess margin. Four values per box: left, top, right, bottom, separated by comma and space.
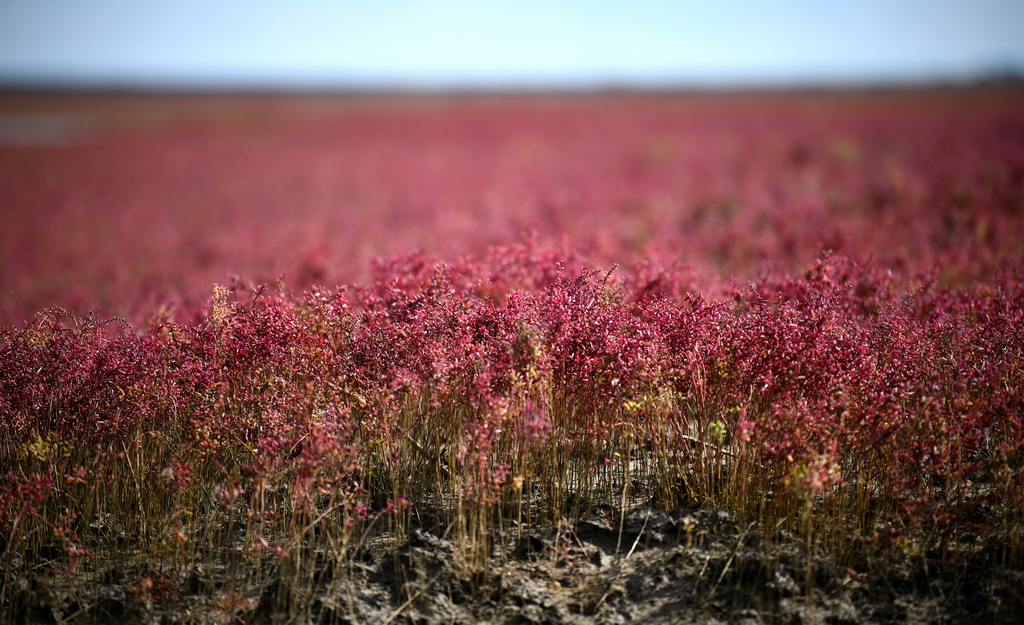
1, 0, 1023, 88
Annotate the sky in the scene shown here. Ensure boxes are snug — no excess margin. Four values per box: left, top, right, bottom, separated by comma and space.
1, 0, 1023, 89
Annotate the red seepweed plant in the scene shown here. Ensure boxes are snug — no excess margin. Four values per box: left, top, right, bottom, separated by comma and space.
2, 248, 1022, 621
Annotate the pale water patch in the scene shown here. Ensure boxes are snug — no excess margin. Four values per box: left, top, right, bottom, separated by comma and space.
0, 112, 91, 146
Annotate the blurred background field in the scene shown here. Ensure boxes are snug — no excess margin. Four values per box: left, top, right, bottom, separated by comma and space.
3, 88, 1024, 327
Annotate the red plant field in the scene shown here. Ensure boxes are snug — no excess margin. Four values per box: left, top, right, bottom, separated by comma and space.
1, 90, 1023, 623
3, 91, 1023, 326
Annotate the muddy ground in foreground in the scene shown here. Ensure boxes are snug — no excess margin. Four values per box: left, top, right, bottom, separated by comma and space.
12, 506, 1023, 625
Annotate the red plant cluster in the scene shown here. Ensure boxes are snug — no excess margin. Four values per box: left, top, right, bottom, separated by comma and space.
2, 247, 1022, 575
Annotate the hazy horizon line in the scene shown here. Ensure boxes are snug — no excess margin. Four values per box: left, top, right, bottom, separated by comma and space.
3, 65, 1022, 96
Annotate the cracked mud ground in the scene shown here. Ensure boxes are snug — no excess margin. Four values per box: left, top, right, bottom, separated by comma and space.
12, 506, 1023, 624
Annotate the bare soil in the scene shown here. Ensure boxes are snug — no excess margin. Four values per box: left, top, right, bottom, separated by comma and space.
9, 506, 1022, 624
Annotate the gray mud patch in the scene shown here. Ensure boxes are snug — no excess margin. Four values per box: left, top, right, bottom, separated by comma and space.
8, 507, 1022, 624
